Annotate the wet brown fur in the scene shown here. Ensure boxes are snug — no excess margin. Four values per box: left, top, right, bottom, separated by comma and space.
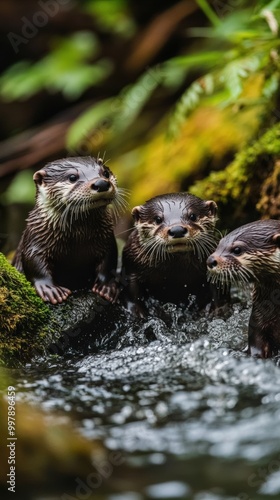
121, 192, 226, 317
207, 219, 280, 358
13, 156, 124, 304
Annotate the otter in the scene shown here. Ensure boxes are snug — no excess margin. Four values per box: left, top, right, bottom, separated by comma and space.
121, 192, 225, 317
207, 219, 280, 358
13, 156, 126, 305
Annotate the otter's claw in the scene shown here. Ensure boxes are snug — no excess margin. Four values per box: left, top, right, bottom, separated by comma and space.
35, 281, 71, 305
92, 282, 119, 303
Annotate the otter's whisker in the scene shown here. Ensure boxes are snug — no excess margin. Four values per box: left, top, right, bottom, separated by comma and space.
111, 189, 129, 221
116, 227, 135, 237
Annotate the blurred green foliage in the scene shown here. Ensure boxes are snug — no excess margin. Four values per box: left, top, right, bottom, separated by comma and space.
1, 1, 279, 140
168, 2, 280, 136
0, 32, 112, 101
1, 0, 280, 216
84, 0, 135, 36
67, 0, 280, 147
4, 170, 35, 204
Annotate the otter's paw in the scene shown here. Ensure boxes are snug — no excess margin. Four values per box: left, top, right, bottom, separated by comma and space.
35, 281, 71, 305
124, 300, 147, 319
247, 343, 273, 359
92, 282, 119, 303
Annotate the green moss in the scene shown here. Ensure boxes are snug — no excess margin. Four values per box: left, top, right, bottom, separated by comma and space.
0, 253, 51, 366
190, 122, 280, 222
257, 159, 280, 217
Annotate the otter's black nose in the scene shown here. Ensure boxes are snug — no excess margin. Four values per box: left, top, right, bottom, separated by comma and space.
207, 255, 218, 269
92, 179, 110, 192
168, 226, 187, 238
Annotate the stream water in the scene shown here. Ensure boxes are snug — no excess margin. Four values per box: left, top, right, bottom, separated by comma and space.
7, 299, 280, 500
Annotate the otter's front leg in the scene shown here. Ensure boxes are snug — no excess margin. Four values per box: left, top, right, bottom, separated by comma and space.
22, 254, 71, 305
210, 283, 231, 309
247, 336, 273, 359
247, 315, 273, 358
92, 238, 118, 303
120, 273, 148, 318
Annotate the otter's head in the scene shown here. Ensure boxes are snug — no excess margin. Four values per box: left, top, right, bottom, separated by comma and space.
207, 219, 280, 288
132, 193, 218, 264
34, 156, 118, 212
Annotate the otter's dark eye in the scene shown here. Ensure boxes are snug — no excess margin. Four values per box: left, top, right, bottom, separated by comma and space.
232, 246, 242, 255
189, 213, 197, 222
103, 169, 110, 179
154, 216, 163, 225
68, 174, 79, 183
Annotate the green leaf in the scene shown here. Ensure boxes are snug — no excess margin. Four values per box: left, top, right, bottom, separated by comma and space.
46, 59, 112, 100
196, 0, 221, 27
166, 52, 225, 68
259, 0, 280, 12
84, 0, 135, 37
0, 61, 44, 101
4, 170, 35, 204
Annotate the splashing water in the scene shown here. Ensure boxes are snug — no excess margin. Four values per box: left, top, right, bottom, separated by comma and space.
8, 298, 280, 500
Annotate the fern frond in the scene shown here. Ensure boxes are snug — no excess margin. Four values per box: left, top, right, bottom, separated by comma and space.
168, 78, 206, 138
168, 52, 266, 138
67, 67, 164, 150
222, 55, 261, 101
113, 68, 162, 132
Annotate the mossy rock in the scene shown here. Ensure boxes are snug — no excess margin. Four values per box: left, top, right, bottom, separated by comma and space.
190, 122, 280, 228
46, 292, 126, 356
0, 252, 125, 365
0, 253, 53, 366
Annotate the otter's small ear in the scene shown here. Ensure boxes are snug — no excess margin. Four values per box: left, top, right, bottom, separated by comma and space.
33, 170, 46, 186
205, 200, 218, 217
132, 206, 142, 222
272, 233, 280, 247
